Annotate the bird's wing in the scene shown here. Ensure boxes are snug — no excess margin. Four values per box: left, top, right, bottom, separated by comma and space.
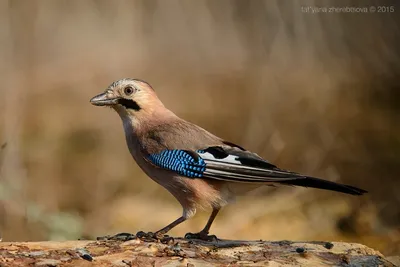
146, 145, 367, 195
147, 145, 302, 182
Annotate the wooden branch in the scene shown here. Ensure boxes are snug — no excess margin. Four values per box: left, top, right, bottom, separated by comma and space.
0, 238, 397, 266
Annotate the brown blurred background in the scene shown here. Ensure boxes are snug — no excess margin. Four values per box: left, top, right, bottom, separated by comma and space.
0, 0, 399, 256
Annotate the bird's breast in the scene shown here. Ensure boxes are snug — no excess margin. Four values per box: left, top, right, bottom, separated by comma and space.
124, 133, 228, 210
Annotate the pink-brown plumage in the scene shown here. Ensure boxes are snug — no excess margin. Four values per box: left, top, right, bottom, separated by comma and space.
90, 78, 367, 240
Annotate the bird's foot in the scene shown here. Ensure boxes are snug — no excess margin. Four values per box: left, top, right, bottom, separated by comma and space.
184, 232, 219, 242
136, 231, 175, 244
96, 232, 136, 242
96, 231, 173, 244
135, 231, 160, 241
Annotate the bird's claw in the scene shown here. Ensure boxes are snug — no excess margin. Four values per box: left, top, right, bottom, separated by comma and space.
135, 231, 154, 239
97, 231, 173, 243
184, 232, 219, 242
136, 231, 173, 244
96, 232, 136, 241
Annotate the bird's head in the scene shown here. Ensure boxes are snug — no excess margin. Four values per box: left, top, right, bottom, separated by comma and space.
90, 78, 170, 129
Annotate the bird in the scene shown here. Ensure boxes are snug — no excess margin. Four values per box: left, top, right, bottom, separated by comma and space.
90, 78, 367, 241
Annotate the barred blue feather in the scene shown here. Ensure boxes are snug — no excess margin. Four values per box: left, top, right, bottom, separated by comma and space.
148, 150, 206, 178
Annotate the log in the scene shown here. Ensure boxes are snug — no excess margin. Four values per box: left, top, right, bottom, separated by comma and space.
0, 238, 397, 267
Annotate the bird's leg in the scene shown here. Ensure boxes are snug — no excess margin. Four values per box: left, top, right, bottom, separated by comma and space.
97, 217, 186, 242
199, 208, 220, 236
98, 209, 193, 242
101, 217, 187, 242
185, 208, 220, 241
153, 216, 186, 238
134, 216, 187, 242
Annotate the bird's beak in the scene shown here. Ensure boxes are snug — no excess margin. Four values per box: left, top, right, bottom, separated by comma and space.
90, 92, 120, 106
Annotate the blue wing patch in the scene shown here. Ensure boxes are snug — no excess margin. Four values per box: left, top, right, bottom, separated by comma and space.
148, 150, 206, 178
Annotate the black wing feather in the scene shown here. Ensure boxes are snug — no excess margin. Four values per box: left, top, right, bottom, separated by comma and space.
198, 145, 367, 196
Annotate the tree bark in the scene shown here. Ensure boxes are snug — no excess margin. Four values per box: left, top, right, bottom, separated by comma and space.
0, 238, 397, 266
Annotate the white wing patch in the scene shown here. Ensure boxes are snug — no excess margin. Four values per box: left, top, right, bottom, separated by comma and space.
197, 150, 300, 182
198, 152, 240, 164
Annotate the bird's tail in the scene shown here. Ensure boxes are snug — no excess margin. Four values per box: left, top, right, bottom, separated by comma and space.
279, 177, 367, 195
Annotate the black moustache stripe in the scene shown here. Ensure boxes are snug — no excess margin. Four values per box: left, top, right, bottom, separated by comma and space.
117, 99, 141, 111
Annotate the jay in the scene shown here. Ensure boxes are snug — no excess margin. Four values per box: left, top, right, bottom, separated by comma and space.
90, 78, 366, 241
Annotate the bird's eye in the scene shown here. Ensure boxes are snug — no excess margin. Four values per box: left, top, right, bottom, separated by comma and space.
124, 86, 135, 95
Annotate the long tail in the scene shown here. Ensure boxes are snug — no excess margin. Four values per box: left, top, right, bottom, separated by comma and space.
196, 148, 367, 196
278, 177, 367, 195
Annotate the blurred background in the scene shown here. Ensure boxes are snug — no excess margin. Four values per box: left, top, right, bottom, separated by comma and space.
0, 0, 399, 256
